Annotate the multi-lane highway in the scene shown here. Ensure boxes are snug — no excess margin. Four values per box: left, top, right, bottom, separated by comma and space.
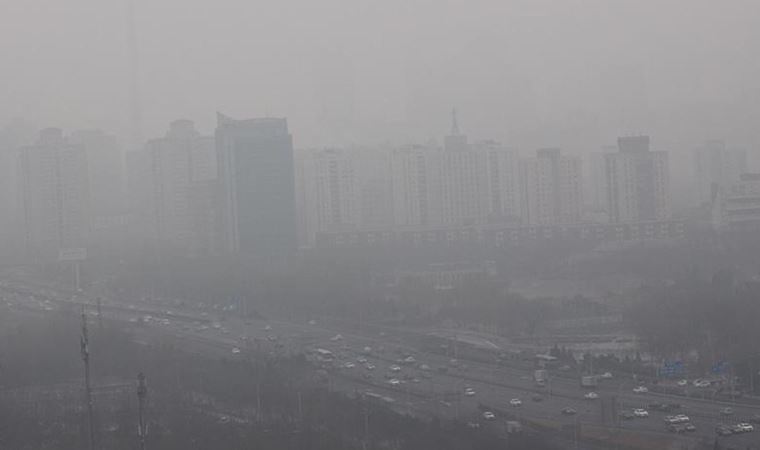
2, 278, 759, 449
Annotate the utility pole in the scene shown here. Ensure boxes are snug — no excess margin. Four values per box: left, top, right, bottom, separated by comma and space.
80, 307, 96, 450
137, 372, 148, 450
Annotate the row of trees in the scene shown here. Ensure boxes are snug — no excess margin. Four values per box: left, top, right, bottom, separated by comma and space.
625, 271, 760, 389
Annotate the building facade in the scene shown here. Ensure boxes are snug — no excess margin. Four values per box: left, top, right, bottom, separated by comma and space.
519, 148, 583, 225
216, 113, 297, 257
19, 128, 90, 257
605, 136, 671, 223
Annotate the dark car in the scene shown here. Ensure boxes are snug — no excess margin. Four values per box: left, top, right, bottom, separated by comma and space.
715, 425, 733, 436
619, 410, 635, 420
684, 423, 696, 432
668, 424, 687, 434
532, 394, 544, 402
750, 414, 760, 424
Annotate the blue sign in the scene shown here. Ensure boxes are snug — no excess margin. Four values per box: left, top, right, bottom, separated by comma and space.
712, 361, 729, 374
662, 361, 684, 377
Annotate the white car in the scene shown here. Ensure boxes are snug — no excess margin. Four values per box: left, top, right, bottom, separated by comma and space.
482, 411, 496, 421
264, 325, 272, 331
357, 357, 368, 364
308, 319, 316, 325
330, 334, 343, 342
464, 388, 476, 397
365, 363, 376, 370
601, 372, 613, 379
694, 380, 711, 388
736, 423, 754, 432
633, 408, 649, 418
677, 379, 688, 387
390, 365, 402, 372
344, 362, 355, 369
633, 386, 649, 394
231, 347, 241, 354
388, 378, 401, 387
404, 356, 417, 364
584, 392, 599, 400
509, 398, 522, 407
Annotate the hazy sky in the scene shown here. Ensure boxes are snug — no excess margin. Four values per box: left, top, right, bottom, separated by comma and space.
2, 0, 760, 154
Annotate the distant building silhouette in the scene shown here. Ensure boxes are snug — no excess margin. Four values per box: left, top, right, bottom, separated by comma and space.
216, 113, 297, 257
19, 128, 90, 257
604, 136, 671, 223
519, 148, 583, 225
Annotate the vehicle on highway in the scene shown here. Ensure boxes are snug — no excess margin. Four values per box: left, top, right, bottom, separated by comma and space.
357, 356, 368, 363
531, 394, 544, 402
664, 415, 690, 424
677, 379, 688, 387
308, 319, 316, 325
633, 386, 649, 394
561, 407, 577, 415
390, 365, 401, 372
344, 362, 355, 369
734, 423, 754, 433
388, 379, 401, 387
509, 398, 522, 407
684, 423, 696, 432
633, 408, 649, 418
365, 363, 375, 370
750, 414, 760, 424
404, 356, 416, 364
719, 407, 734, 416
231, 347, 241, 354
330, 334, 343, 342
264, 325, 272, 331
715, 425, 733, 436
482, 411, 496, 421
419, 364, 431, 371
464, 388, 476, 397
466, 422, 480, 429
668, 424, 688, 434
693, 379, 711, 388
600, 372, 613, 379
619, 410, 635, 420
584, 392, 599, 400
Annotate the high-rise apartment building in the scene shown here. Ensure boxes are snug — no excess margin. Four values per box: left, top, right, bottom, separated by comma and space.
604, 136, 671, 223
216, 113, 297, 256
69, 130, 124, 218
519, 148, 583, 225
693, 140, 747, 207
479, 140, 520, 223
19, 128, 90, 257
127, 120, 216, 252
390, 144, 441, 228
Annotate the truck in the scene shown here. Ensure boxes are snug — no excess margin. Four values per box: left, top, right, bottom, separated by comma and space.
580, 375, 599, 388
534, 369, 548, 387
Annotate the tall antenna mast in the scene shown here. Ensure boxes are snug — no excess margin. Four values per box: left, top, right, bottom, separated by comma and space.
81, 307, 96, 450
126, 0, 142, 150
